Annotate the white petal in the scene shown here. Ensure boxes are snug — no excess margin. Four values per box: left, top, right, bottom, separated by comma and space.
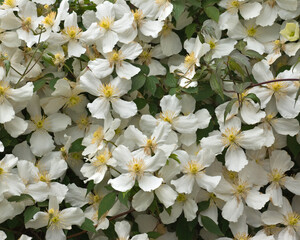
111, 99, 137, 119
0, 99, 15, 123
4, 116, 28, 137
116, 61, 140, 79
222, 197, 244, 222
46, 113, 71, 132
271, 118, 299, 136
171, 174, 195, 194
120, 42, 142, 60
155, 184, 177, 208
239, 2, 262, 20
88, 58, 113, 79
225, 147, 248, 172
245, 190, 269, 210
160, 32, 182, 56
87, 98, 110, 119
108, 173, 135, 192
30, 130, 55, 157
138, 173, 163, 192
68, 40, 86, 57
132, 190, 154, 212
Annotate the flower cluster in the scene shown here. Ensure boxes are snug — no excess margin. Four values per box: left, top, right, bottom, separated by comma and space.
1, 0, 300, 239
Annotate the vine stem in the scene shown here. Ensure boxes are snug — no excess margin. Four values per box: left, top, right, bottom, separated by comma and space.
66, 208, 135, 239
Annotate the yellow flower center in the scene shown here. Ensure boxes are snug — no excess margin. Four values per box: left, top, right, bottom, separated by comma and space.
139, 50, 152, 65
68, 95, 80, 106
3, 0, 15, 7
71, 152, 81, 160
234, 233, 251, 240
0, 83, 9, 97
100, 83, 117, 98
209, 40, 216, 49
133, 9, 144, 23
270, 82, 283, 92
266, 114, 274, 122
22, 17, 32, 32
161, 22, 173, 36
269, 168, 285, 184
285, 213, 300, 226
64, 26, 82, 39
234, 181, 250, 198
159, 111, 176, 124
39, 173, 50, 183
48, 208, 61, 226
184, 160, 202, 175
184, 52, 197, 68
231, 0, 240, 8
99, 17, 114, 30
176, 193, 187, 202
54, 53, 64, 65
128, 158, 145, 176
108, 50, 124, 67
91, 127, 104, 144
43, 12, 56, 27
0, 168, 4, 174
144, 138, 157, 155
247, 27, 257, 37
222, 127, 240, 147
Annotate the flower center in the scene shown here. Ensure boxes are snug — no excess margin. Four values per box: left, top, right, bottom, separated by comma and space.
209, 40, 216, 49
128, 158, 145, 176
22, 17, 32, 32
64, 26, 82, 39
184, 52, 197, 67
269, 168, 285, 184
159, 111, 176, 124
176, 193, 187, 202
91, 127, 104, 144
0, 167, 4, 174
99, 17, 114, 30
108, 50, 124, 66
161, 22, 173, 36
270, 82, 283, 92
3, 0, 16, 8
222, 127, 240, 147
68, 95, 80, 106
234, 233, 251, 240
77, 115, 90, 129
285, 213, 300, 226
133, 9, 144, 23
139, 50, 152, 65
184, 160, 202, 175
231, 0, 240, 8
247, 27, 257, 37
144, 138, 157, 155
101, 83, 117, 98
43, 12, 56, 27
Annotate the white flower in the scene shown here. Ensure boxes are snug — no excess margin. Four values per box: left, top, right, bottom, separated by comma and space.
26, 196, 85, 240
115, 220, 149, 240
80, 71, 137, 119
108, 145, 165, 192
201, 117, 265, 172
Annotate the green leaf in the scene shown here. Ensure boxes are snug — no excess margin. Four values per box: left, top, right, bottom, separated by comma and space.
287, 136, 300, 157
149, 102, 159, 116
118, 191, 129, 207
69, 138, 85, 153
80, 218, 97, 233
42, 55, 55, 66
172, 0, 185, 21
165, 72, 177, 87
86, 180, 95, 197
187, 0, 201, 7
198, 200, 210, 212
8, 194, 34, 203
147, 232, 161, 239
134, 98, 147, 110
228, 59, 246, 77
169, 153, 181, 163
224, 98, 237, 122
203, 0, 220, 7
182, 87, 198, 94
4, 60, 10, 75
139, 65, 150, 75
130, 73, 146, 92
49, 78, 59, 90
98, 192, 117, 219
24, 206, 40, 223
245, 93, 260, 105
176, 215, 194, 240
169, 87, 178, 95
209, 72, 224, 100
145, 76, 158, 95
33, 78, 47, 92
204, 6, 219, 22
244, 50, 264, 60
233, 82, 251, 94
201, 215, 224, 236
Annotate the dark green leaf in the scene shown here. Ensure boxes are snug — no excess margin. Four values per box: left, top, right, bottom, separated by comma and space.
8, 194, 34, 203
145, 76, 158, 95
244, 50, 264, 60
187, 0, 201, 7
49, 78, 59, 90
233, 82, 251, 94
80, 218, 97, 233
165, 72, 177, 87
201, 215, 224, 236
172, 0, 185, 21
86, 180, 95, 197
198, 200, 210, 212
24, 206, 40, 223
33, 78, 47, 92
228, 59, 246, 77
98, 192, 117, 219
118, 191, 129, 207
224, 98, 237, 122
204, 6, 219, 22
203, 0, 220, 7
287, 136, 300, 157
139, 65, 150, 75
134, 98, 147, 110
147, 232, 161, 239
130, 73, 146, 92
69, 138, 85, 153
245, 93, 260, 105
209, 72, 224, 100
149, 102, 159, 116
176, 215, 194, 240
185, 23, 197, 39
4, 60, 10, 75
169, 87, 178, 95
182, 87, 198, 94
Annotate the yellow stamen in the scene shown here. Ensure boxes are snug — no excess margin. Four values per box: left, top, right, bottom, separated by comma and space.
99, 17, 114, 30
176, 193, 187, 202
247, 27, 257, 37
43, 12, 56, 27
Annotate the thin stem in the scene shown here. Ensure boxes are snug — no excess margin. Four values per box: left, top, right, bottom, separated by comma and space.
10, 65, 22, 75
63, 63, 76, 79
247, 78, 299, 88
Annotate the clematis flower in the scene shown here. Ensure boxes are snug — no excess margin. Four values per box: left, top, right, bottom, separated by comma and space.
88, 42, 142, 80
108, 145, 166, 192
201, 117, 265, 172
80, 71, 137, 119
25, 196, 85, 240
